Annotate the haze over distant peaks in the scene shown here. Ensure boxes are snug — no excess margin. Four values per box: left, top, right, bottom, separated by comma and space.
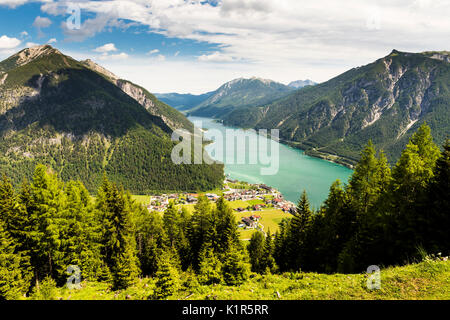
288, 79, 317, 88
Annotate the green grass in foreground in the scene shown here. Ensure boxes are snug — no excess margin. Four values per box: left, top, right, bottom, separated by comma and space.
33, 260, 450, 300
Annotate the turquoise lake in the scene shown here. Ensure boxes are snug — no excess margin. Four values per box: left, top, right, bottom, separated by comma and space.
188, 116, 353, 208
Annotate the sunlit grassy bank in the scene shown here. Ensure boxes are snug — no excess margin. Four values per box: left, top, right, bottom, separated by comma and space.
33, 260, 450, 300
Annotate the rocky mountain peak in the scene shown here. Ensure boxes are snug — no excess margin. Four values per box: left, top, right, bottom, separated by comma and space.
81, 59, 119, 81
12, 45, 62, 67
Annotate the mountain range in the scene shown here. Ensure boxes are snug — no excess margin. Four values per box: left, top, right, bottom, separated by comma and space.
226, 50, 450, 166
156, 77, 316, 118
154, 91, 215, 112
161, 50, 449, 167
0, 45, 223, 192
288, 79, 317, 88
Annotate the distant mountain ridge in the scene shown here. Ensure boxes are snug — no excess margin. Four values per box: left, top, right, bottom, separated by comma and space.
222, 50, 450, 166
158, 77, 303, 118
288, 79, 317, 88
0, 45, 223, 192
155, 91, 215, 112
188, 77, 294, 117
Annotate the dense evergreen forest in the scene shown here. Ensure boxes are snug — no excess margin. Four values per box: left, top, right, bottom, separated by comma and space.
0, 124, 448, 300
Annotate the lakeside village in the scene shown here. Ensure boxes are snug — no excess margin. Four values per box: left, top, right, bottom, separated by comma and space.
146, 177, 296, 233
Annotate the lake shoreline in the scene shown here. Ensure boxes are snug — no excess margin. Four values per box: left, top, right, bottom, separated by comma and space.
202, 117, 356, 170
188, 116, 353, 206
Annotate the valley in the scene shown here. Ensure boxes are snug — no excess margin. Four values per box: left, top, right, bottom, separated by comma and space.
0, 43, 448, 303
160, 50, 450, 167
189, 116, 353, 207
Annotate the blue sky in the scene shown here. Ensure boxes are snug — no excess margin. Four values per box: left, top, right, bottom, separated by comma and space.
0, 0, 449, 93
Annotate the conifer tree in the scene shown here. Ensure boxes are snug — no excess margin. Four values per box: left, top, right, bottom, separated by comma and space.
0, 176, 28, 249
135, 210, 166, 277
187, 195, 211, 269
247, 231, 265, 273
222, 245, 250, 286
424, 140, 450, 255
273, 218, 290, 271
390, 124, 441, 257
0, 220, 31, 300
391, 124, 440, 205
348, 141, 386, 213
21, 165, 65, 283
163, 202, 181, 248
260, 230, 277, 274
214, 197, 239, 257
152, 251, 180, 299
96, 178, 140, 289
198, 244, 223, 285
286, 191, 313, 270
59, 181, 102, 281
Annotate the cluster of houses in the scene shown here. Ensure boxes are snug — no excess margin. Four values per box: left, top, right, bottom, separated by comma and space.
222, 183, 277, 202
147, 192, 221, 212
238, 215, 261, 229
145, 178, 295, 214
233, 196, 295, 214
272, 198, 297, 214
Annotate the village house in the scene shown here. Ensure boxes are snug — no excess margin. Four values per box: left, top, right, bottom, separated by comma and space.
272, 198, 283, 206
205, 193, 219, 201
259, 184, 274, 193
241, 217, 257, 229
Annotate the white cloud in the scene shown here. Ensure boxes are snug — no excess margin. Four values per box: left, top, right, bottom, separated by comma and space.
35, 0, 450, 91
98, 52, 129, 60
0, 35, 21, 49
155, 54, 165, 62
26, 42, 40, 47
148, 49, 159, 55
174, 51, 180, 57
47, 38, 57, 44
20, 31, 29, 38
0, 0, 30, 8
61, 14, 112, 42
198, 51, 236, 63
110, 52, 129, 60
94, 43, 118, 53
33, 16, 52, 38
33, 16, 51, 28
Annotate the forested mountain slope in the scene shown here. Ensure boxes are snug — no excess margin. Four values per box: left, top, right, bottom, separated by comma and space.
222, 50, 450, 165
0, 45, 223, 192
187, 77, 295, 118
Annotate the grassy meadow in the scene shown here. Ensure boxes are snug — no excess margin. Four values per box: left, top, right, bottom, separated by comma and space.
33, 259, 450, 300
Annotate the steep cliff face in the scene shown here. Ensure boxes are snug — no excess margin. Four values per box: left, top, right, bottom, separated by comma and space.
225, 50, 450, 165
80, 59, 193, 131
115, 80, 193, 131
